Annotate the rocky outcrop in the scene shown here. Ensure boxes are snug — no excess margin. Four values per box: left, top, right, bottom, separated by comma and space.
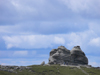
48, 46, 88, 65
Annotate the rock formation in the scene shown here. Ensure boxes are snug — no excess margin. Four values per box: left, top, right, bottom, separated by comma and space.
48, 46, 88, 65
70, 46, 88, 65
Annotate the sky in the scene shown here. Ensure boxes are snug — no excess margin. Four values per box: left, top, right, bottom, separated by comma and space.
0, 0, 100, 67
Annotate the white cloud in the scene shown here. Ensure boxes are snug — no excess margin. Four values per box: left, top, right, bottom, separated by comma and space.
89, 23, 100, 35
0, 24, 37, 35
88, 55, 100, 67
61, 0, 89, 12
1, 63, 6, 65
89, 62, 100, 67
1, 23, 100, 66
11, 0, 38, 15
2, 34, 71, 49
60, 0, 100, 14
13, 51, 28, 56
2, 25, 96, 50
38, 54, 49, 57
0, 50, 36, 57
2, 23, 100, 54
88, 22, 100, 47
32, 51, 37, 55
3, 35, 36, 49
89, 37, 100, 47
3, 35, 66, 49
2, 30, 93, 50
54, 37, 65, 45
66, 32, 82, 49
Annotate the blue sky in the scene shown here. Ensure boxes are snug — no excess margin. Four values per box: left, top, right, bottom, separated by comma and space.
0, 0, 100, 67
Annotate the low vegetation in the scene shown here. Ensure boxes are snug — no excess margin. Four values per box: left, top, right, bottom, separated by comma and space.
0, 65, 100, 75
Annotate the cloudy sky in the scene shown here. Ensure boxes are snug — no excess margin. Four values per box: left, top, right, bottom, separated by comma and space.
0, 0, 100, 67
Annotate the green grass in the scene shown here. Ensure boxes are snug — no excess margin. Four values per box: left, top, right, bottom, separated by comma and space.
0, 65, 100, 75
81, 66, 100, 75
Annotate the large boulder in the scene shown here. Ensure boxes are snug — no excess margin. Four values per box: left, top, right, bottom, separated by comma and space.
48, 46, 70, 65
70, 46, 88, 65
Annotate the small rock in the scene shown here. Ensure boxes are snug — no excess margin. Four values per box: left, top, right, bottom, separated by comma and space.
41, 61, 45, 65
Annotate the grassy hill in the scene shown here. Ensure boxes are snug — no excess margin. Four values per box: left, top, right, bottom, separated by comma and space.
0, 65, 100, 75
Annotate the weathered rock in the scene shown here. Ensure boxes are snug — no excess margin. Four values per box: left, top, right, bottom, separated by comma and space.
48, 46, 70, 65
70, 46, 88, 65
41, 61, 45, 65
48, 46, 88, 65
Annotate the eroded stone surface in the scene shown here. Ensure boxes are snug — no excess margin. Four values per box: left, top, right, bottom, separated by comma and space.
48, 46, 88, 65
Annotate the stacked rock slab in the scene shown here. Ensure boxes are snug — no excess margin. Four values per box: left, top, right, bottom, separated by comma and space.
48, 46, 88, 65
